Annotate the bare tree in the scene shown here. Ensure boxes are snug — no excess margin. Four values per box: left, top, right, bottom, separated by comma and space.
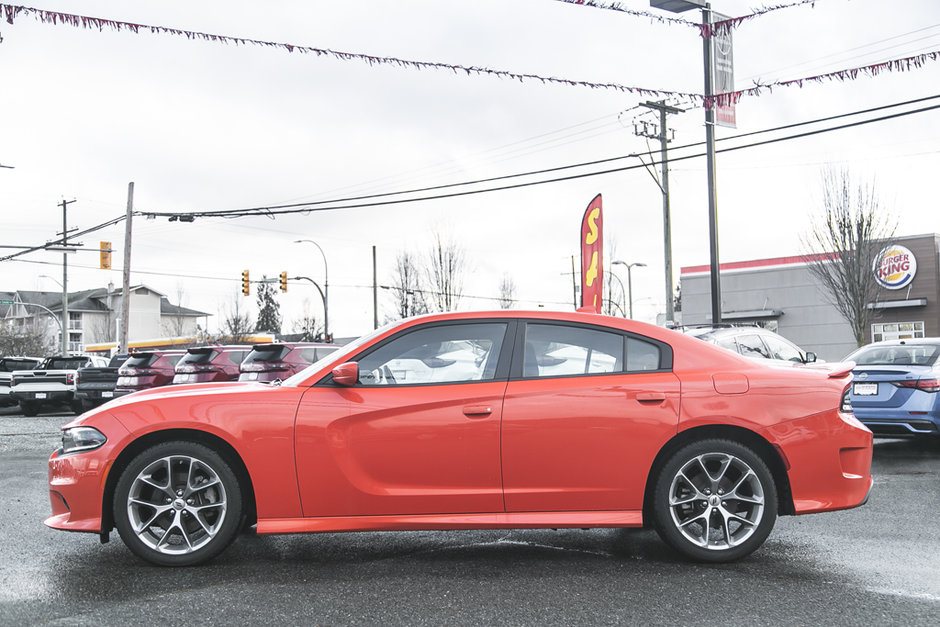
802, 168, 896, 347
0, 316, 55, 356
220, 294, 254, 343
497, 274, 516, 309
426, 231, 467, 312
162, 283, 189, 337
388, 250, 429, 320
292, 299, 323, 341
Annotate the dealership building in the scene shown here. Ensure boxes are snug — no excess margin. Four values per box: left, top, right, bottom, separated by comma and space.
679, 233, 940, 362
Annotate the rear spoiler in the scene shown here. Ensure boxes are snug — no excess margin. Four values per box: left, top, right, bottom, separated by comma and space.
802, 361, 855, 379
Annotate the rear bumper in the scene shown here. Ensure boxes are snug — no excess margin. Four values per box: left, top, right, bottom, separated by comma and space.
11, 390, 73, 403
856, 414, 940, 437
767, 410, 874, 515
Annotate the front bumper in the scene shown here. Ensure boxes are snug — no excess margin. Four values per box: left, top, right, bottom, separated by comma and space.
44, 413, 129, 534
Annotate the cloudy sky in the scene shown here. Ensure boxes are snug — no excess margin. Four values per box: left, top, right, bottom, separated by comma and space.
2, 0, 939, 338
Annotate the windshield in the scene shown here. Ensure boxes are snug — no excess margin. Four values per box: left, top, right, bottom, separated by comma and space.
0, 358, 40, 372
243, 346, 289, 364
178, 350, 218, 366
283, 322, 398, 387
847, 343, 939, 366
42, 357, 88, 370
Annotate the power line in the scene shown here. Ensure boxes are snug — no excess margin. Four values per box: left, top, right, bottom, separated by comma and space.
142, 94, 940, 220
4, 95, 939, 262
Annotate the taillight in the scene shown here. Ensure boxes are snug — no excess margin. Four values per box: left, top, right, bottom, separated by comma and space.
177, 364, 219, 374
66, 373, 76, 385
241, 362, 288, 373
841, 385, 853, 413
120, 368, 159, 377
891, 379, 940, 393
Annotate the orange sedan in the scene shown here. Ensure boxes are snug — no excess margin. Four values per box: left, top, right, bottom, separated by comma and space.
46, 311, 873, 566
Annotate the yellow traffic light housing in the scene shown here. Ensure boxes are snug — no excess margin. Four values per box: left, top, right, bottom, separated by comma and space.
241, 269, 250, 296
100, 241, 112, 270
279, 271, 288, 292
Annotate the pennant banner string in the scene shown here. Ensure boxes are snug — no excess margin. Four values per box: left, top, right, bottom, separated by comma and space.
550, 1, 697, 27
1, 3, 936, 109
0, 3, 701, 99
551, 0, 821, 36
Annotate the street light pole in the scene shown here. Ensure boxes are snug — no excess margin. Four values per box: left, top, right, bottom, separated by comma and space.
612, 261, 647, 319
294, 240, 329, 339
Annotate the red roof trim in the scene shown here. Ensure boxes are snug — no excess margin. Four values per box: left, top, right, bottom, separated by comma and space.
680, 252, 839, 275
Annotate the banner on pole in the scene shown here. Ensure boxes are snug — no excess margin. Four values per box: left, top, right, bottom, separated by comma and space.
580, 194, 604, 313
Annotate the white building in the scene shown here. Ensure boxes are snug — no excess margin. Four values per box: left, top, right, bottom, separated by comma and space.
1, 285, 209, 353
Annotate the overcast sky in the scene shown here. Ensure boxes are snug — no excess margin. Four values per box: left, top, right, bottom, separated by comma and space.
2, 0, 939, 338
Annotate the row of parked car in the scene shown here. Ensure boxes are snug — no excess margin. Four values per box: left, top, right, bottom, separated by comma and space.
0, 342, 338, 416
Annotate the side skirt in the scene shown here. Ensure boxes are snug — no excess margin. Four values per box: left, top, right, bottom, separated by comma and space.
256, 510, 644, 534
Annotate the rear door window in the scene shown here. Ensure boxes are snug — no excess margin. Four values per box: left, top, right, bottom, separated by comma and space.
523, 324, 623, 377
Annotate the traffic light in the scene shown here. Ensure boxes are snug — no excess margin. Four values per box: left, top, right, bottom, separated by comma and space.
279, 271, 288, 293
241, 269, 250, 296
99, 241, 112, 270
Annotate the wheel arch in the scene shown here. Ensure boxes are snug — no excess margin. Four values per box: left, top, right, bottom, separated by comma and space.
100, 429, 258, 538
642, 424, 794, 526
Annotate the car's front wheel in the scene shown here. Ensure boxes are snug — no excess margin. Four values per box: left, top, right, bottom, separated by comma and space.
652, 439, 778, 562
113, 441, 242, 566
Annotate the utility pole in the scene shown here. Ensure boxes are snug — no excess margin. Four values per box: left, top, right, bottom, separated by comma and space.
702, 3, 722, 324
59, 198, 76, 356
635, 100, 683, 325
372, 245, 378, 329
119, 182, 134, 353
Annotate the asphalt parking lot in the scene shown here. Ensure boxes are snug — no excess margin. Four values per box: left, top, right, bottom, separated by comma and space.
1, 406, 938, 626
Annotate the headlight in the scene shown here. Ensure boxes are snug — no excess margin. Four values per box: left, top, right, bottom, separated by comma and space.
61, 426, 107, 454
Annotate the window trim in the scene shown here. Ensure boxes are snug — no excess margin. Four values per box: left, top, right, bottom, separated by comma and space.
317, 319, 517, 387
509, 320, 674, 381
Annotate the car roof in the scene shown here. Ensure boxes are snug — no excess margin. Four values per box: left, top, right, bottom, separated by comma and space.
857, 338, 940, 347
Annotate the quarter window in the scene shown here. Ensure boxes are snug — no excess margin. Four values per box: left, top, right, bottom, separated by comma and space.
357, 323, 507, 386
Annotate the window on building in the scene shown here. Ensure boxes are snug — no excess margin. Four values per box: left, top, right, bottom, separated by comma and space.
872, 321, 925, 342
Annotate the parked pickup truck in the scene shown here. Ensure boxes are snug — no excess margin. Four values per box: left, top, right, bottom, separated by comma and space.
0, 356, 43, 407
74, 353, 130, 411
10, 355, 110, 416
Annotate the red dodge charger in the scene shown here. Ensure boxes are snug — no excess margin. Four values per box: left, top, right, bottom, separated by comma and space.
46, 311, 873, 566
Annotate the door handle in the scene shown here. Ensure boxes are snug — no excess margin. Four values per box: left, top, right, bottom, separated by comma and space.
636, 392, 666, 403
462, 405, 493, 418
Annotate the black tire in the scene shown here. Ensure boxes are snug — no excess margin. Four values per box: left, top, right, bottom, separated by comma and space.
113, 441, 243, 566
652, 438, 778, 563
70, 400, 85, 415
20, 401, 39, 417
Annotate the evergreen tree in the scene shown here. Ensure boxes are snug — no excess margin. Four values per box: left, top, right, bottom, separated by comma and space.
255, 277, 282, 335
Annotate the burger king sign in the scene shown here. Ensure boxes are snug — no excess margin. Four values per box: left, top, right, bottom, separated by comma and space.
873, 245, 917, 290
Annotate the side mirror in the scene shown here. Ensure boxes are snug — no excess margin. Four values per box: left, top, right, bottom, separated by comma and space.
804, 352, 817, 364
331, 362, 359, 386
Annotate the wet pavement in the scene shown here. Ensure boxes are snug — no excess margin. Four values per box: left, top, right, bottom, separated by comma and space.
1, 407, 938, 625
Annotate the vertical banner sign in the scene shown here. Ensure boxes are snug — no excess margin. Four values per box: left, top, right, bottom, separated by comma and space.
580, 194, 604, 313
712, 11, 736, 129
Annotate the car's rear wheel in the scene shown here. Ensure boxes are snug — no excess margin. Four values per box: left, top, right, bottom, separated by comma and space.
113, 441, 242, 566
652, 439, 777, 562
20, 401, 39, 417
